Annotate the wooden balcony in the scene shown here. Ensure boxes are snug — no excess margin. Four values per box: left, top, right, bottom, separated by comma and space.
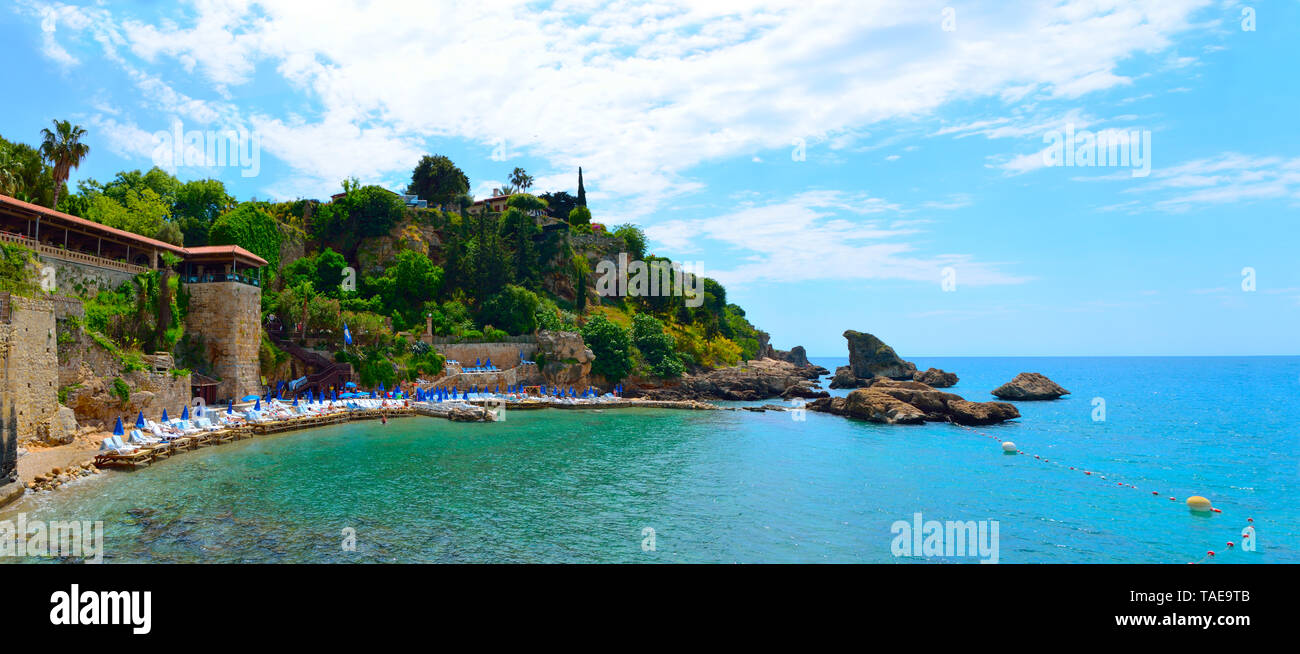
0, 230, 147, 275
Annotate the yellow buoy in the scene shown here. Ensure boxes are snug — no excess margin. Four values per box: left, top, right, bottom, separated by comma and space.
1001, 441, 1017, 454
1186, 496, 1213, 512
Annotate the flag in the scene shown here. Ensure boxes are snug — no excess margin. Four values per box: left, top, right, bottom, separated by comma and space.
343, 322, 353, 346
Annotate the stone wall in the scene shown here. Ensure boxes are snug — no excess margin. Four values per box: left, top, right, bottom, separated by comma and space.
0, 295, 60, 445
57, 325, 192, 432
185, 282, 262, 402
434, 342, 538, 368
43, 258, 137, 297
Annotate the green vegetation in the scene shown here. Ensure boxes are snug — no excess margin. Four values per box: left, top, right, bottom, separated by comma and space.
581, 314, 633, 382
38, 119, 90, 210
111, 377, 131, 406
210, 203, 282, 275
0, 242, 39, 296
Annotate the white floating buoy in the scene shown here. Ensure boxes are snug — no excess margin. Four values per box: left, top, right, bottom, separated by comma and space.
1001, 441, 1017, 454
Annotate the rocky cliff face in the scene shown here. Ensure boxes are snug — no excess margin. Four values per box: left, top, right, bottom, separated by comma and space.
59, 328, 192, 432
525, 330, 594, 388
809, 378, 1019, 426
356, 219, 442, 277
772, 345, 810, 368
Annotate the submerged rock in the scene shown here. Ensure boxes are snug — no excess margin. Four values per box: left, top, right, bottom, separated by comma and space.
991, 372, 1070, 401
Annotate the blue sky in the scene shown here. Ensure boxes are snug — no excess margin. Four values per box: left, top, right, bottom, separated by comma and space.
2, 0, 1297, 356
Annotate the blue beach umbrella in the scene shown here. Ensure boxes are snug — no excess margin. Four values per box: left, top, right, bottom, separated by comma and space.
254, 398, 261, 411
292, 396, 299, 406
461, 390, 469, 400
227, 400, 234, 414
241, 394, 259, 402
379, 382, 385, 392
135, 411, 145, 429
182, 405, 190, 420
161, 408, 170, 422
332, 389, 338, 401
344, 381, 357, 388
113, 417, 124, 436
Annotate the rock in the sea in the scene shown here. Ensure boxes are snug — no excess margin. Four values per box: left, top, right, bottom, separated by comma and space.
828, 365, 861, 389
808, 378, 1019, 426
913, 367, 958, 388
844, 330, 917, 380
991, 372, 1070, 401
781, 384, 829, 399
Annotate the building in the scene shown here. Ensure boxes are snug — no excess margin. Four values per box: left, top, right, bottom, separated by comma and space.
0, 192, 268, 409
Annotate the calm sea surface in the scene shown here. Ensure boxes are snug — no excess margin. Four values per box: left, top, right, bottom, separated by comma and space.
5, 356, 1296, 563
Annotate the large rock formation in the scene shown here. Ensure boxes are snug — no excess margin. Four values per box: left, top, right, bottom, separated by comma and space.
531, 330, 595, 388
913, 367, 958, 388
991, 372, 1069, 401
808, 378, 1019, 426
845, 330, 917, 380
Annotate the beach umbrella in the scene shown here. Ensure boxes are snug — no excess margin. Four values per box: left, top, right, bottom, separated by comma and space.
135, 411, 145, 429
379, 382, 385, 392
461, 390, 469, 400
227, 400, 234, 414
254, 398, 261, 411
183, 405, 191, 420
475, 358, 481, 367
161, 408, 170, 422
241, 394, 259, 402
332, 389, 338, 401
113, 417, 124, 436
292, 396, 299, 406
344, 381, 356, 388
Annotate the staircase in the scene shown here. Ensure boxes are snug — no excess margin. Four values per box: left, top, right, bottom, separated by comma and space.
265, 322, 353, 394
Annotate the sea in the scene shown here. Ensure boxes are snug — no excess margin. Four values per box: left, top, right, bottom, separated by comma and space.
4, 356, 1296, 563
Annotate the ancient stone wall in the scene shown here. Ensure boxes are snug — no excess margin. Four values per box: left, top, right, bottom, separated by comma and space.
0, 295, 60, 445
185, 282, 262, 402
43, 258, 137, 297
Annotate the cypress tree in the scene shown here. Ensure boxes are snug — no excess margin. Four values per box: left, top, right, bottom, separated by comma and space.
577, 167, 586, 207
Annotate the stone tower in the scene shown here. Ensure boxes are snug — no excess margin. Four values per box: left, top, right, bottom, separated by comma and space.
185, 281, 262, 403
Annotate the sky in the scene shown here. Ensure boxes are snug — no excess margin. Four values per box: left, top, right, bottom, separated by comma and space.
2, 0, 1297, 357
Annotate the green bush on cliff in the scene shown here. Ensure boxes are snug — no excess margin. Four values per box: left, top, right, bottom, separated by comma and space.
111, 377, 131, 406
0, 242, 39, 296
581, 314, 632, 382
632, 313, 685, 378
210, 203, 283, 275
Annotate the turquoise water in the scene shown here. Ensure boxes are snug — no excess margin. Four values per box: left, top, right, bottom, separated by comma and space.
4, 356, 1297, 563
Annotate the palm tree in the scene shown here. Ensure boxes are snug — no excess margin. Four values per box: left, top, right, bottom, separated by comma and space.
39, 119, 90, 209
508, 167, 533, 193
0, 146, 18, 197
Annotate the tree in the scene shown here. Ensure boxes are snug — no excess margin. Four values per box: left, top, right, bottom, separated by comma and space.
210, 203, 283, 273
508, 167, 534, 193
38, 120, 90, 209
632, 312, 684, 378
611, 224, 647, 260
538, 190, 576, 221
173, 178, 235, 246
84, 186, 175, 244
312, 183, 406, 255
407, 155, 470, 206
577, 166, 587, 207
568, 205, 592, 228
478, 284, 540, 335
364, 250, 444, 330
0, 136, 55, 206
581, 313, 632, 382
498, 206, 541, 287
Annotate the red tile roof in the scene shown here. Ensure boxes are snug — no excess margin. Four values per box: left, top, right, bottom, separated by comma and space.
0, 193, 267, 266
0, 193, 188, 254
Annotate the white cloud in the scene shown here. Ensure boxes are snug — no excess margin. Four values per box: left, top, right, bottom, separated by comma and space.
644, 190, 1027, 287
22, 0, 1217, 211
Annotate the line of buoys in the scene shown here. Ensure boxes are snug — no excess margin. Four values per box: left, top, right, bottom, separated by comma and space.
950, 421, 1240, 562
1190, 518, 1254, 564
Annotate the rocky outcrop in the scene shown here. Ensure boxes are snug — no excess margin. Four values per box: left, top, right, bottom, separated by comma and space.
772, 345, 811, 368
829, 365, 860, 389
913, 367, 958, 387
530, 330, 594, 389
808, 378, 1019, 426
631, 358, 815, 401
992, 372, 1070, 401
845, 330, 916, 380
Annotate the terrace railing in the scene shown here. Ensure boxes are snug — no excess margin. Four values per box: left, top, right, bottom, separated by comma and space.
0, 230, 147, 275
